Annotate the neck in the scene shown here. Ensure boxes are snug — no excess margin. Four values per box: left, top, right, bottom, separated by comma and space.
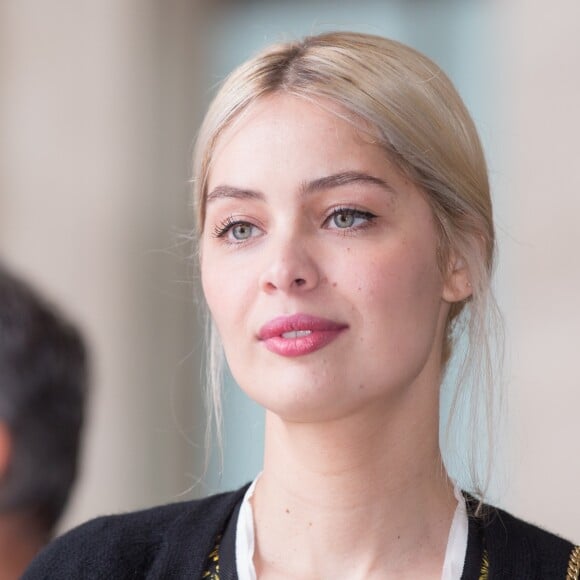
252, 396, 456, 578
0, 514, 47, 580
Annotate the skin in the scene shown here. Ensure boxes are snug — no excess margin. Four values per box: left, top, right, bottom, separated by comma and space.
0, 424, 48, 579
0, 514, 47, 580
201, 94, 471, 579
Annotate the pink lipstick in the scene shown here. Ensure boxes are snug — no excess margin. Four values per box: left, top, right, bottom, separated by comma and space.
258, 314, 347, 357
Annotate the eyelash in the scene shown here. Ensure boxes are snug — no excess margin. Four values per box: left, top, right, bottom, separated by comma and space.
211, 206, 378, 244
212, 216, 242, 239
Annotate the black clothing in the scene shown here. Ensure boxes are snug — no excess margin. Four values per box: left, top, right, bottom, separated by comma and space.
24, 486, 247, 580
23, 485, 579, 579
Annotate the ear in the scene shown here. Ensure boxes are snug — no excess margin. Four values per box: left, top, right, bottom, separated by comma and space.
442, 254, 473, 303
0, 422, 12, 480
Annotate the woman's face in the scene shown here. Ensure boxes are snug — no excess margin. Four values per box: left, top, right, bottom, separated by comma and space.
201, 94, 467, 423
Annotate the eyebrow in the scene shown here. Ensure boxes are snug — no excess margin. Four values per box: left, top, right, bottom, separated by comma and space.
206, 185, 263, 203
301, 171, 395, 196
205, 171, 396, 204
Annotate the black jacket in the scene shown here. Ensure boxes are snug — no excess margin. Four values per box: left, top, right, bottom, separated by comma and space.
23, 485, 579, 579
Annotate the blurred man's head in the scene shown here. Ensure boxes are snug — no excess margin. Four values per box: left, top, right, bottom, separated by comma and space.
0, 266, 88, 546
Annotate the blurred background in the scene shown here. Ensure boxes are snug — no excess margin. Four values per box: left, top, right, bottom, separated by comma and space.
1, 0, 579, 542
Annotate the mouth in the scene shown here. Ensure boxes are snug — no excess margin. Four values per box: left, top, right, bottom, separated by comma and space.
258, 314, 347, 357
281, 330, 312, 339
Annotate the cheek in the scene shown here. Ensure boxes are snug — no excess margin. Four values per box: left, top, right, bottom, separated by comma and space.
200, 258, 228, 327
342, 242, 444, 320
200, 254, 254, 336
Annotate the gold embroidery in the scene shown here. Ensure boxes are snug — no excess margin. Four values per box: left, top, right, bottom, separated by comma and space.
202, 534, 222, 579
478, 549, 489, 580
566, 545, 580, 580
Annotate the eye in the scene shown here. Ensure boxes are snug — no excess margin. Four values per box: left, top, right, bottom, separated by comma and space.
212, 217, 262, 244
333, 211, 356, 228
230, 222, 254, 240
325, 207, 377, 230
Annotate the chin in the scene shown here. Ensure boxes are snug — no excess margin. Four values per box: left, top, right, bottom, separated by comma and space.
239, 373, 371, 424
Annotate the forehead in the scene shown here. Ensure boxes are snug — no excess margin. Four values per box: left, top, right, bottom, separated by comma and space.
207, 93, 386, 189
220, 92, 371, 141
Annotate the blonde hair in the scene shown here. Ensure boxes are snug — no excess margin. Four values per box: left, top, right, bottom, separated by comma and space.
193, 31, 502, 495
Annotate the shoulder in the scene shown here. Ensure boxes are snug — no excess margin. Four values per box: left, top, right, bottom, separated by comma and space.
23, 485, 249, 580
488, 505, 574, 551
465, 495, 579, 579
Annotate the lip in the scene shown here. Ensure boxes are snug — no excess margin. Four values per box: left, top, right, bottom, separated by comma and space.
258, 313, 348, 358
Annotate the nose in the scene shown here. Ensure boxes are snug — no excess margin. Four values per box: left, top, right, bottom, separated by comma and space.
258, 237, 320, 294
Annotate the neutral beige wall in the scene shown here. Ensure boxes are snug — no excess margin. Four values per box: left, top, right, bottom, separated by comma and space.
493, 0, 580, 542
0, 0, 208, 530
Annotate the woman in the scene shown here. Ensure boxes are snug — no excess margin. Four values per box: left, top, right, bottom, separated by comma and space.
25, 32, 579, 579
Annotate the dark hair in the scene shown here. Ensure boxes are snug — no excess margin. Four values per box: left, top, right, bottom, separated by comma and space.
0, 267, 88, 534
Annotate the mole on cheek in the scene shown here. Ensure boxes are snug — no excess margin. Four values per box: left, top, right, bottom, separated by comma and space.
332, 281, 337, 288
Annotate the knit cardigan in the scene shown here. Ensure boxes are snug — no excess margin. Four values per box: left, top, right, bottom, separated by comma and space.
23, 485, 579, 579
